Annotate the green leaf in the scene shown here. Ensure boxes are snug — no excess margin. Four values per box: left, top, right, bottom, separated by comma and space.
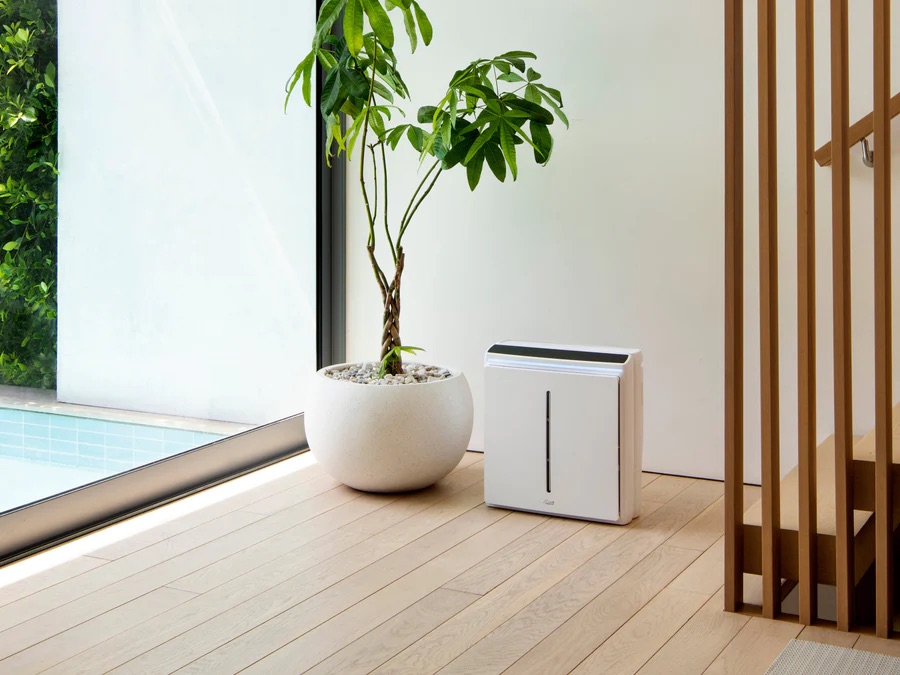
504, 98, 554, 125
524, 84, 542, 104
44, 62, 55, 89
407, 125, 425, 151
402, 7, 417, 52
320, 68, 342, 117
344, 0, 364, 56
417, 105, 437, 123
535, 83, 563, 105
464, 124, 497, 164
314, 0, 348, 47
441, 113, 452, 149
526, 67, 541, 82
500, 50, 537, 60
360, 0, 395, 48
497, 72, 525, 83
484, 143, 506, 182
540, 91, 569, 127
467, 150, 485, 190
449, 90, 458, 123
2, 241, 18, 251
412, 1, 433, 45
530, 121, 553, 163
499, 122, 518, 180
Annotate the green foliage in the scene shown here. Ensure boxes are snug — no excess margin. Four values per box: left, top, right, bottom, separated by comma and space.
0, 0, 56, 388
378, 345, 423, 378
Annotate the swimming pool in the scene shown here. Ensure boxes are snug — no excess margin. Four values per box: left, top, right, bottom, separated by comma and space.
0, 408, 222, 513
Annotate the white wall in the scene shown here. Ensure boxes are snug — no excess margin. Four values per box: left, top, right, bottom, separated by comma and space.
58, 0, 317, 425
345, 1, 900, 482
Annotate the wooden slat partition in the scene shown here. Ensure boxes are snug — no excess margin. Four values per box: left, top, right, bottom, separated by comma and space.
830, 0, 854, 633
724, 0, 745, 614
795, 0, 817, 627
873, 0, 893, 640
757, 0, 781, 620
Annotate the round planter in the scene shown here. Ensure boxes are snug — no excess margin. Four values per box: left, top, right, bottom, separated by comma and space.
305, 363, 474, 492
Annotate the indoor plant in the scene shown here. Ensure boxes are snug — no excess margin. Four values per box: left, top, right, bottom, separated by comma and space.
288, 0, 567, 491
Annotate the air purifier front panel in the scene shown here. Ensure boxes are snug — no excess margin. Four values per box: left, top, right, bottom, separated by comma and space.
484, 366, 621, 522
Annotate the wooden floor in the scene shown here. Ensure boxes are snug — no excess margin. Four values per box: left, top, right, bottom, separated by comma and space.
0, 453, 896, 674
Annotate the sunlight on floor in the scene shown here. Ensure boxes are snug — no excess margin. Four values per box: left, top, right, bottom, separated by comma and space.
0, 452, 316, 589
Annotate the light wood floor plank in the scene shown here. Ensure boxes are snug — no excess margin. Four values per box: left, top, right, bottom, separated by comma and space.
704, 617, 802, 674
0, 556, 108, 609
670, 537, 725, 595
667, 496, 724, 551
0, 587, 195, 674
342, 462, 484, 536
638, 589, 748, 675
641, 475, 696, 503
376, 520, 627, 675
797, 625, 859, 648
306, 588, 481, 675
443, 517, 585, 595
854, 634, 900, 657
0, 508, 263, 640
244, 512, 545, 673
112, 485, 491, 674
235, 472, 342, 515
435, 480, 722, 675
502, 545, 700, 675
167, 491, 398, 593
642, 473, 661, 487
170, 504, 512, 674
87, 457, 329, 560
572, 586, 710, 674
48, 480, 486, 675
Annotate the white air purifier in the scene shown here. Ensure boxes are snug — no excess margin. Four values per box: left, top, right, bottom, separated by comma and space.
484, 341, 643, 525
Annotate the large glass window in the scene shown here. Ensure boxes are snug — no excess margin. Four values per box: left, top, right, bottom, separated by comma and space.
0, 0, 317, 515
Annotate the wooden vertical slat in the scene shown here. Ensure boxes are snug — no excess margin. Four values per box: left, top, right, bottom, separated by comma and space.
758, 0, 781, 620
873, 0, 893, 640
830, 0, 854, 632
724, 0, 744, 614
796, 0, 817, 627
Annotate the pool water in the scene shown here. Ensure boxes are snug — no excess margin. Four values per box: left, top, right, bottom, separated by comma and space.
0, 408, 222, 513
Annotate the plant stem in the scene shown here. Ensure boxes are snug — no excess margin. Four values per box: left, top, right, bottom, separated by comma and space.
398, 159, 440, 239
369, 144, 378, 226
359, 39, 379, 248
380, 142, 397, 264
398, 166, 443, 246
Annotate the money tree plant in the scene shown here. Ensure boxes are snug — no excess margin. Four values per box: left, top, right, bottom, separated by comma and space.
287, 0, 567, 375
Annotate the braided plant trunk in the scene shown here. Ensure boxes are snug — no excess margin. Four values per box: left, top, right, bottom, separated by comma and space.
369, 244, 406, 376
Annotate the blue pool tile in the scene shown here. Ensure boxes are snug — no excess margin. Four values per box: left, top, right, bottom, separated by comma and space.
0, 444, 23, 458
0, 420, 23, 435
0, 432, 22, 448
24, 448, 50, 462
78, 431, 105, 446
0, 409, 23, 423
50, 439, 77, 455
50, 415, 78, 430
193, 432, 221, 445
24, 436, 50, 451
24, 423, 50, 439
21, 411, 49, 425
104, 421, 134, 437
105, 459, 133, 474
132, 425, 165, 441
106, 434, 133, 450
134, 450, 164, 465
76, 417, 106, 433
163, 428, 195, 444
163, 441, 192, 456
49, 452, 77, 467
78, 444, 104, 459
49, 427, 77, 442
106, 447, 134, 463
133, 436, 164, 453
76, 455, 105, 472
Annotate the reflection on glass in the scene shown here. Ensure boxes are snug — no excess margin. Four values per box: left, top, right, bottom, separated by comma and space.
0, 0, 317, 514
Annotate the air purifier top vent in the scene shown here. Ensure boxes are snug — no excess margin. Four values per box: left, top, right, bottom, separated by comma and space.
485, 341, 641, 376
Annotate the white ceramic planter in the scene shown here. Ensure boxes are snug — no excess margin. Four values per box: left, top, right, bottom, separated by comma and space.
305, 364, 474, 492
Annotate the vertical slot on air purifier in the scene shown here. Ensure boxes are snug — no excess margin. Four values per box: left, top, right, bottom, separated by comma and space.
545, 390, 551, 492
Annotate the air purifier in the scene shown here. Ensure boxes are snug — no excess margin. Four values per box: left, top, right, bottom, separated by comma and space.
484, 341, 643, 525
